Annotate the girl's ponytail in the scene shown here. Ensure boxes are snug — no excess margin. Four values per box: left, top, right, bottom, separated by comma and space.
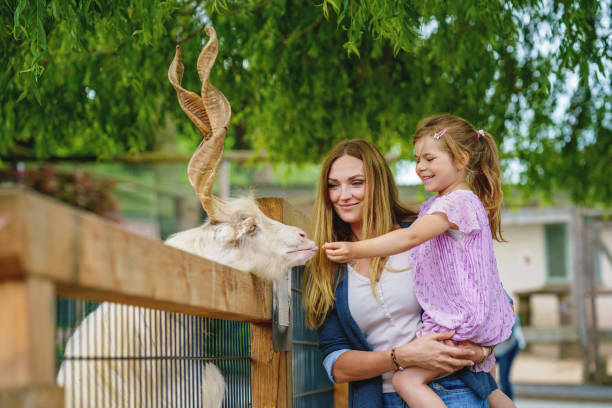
471, 131, 505, 242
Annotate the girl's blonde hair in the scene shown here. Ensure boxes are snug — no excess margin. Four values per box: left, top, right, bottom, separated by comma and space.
303, 139, 416, 329
414, 114, 505, 241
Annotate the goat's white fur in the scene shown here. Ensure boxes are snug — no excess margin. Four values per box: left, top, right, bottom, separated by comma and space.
57, 195, 316, 407
57, 302, 226, 408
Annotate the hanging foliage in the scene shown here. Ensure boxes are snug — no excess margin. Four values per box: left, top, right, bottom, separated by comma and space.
1, 0, 610, 205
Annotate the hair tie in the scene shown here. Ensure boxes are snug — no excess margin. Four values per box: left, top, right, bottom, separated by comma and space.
476, 129, 485, 138
433, 128, 447, 140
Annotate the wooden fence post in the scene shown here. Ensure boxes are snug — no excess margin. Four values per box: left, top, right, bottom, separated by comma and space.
251, 198, 290, 408
571, 209, 593, 380
250, 323, 289, 408
251, 198, 311, 408
583, 218, 600, 380
0, 278, 63, 407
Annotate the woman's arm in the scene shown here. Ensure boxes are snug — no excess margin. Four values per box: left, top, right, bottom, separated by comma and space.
323, 213, 451, 263
332, 349, 397, 383
333, 331, 476, 383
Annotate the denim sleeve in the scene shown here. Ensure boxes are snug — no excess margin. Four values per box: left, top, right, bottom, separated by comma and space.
322, 349, 350, 383
504, 289, 514, 304
318, 305, 353, 358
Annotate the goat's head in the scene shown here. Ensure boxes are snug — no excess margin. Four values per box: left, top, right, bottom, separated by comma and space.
167, 26, 317, 280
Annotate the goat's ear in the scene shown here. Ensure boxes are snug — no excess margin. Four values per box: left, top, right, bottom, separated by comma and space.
234, 217, 256, 240
213, 217, 256, 243
213, 224, 239, 243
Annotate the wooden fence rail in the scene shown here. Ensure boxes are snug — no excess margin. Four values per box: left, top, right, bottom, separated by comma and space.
0, 188, 308, 408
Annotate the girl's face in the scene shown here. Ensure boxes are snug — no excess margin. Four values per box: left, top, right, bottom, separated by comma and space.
327, 155, 366, 231
414, 137, 466, 195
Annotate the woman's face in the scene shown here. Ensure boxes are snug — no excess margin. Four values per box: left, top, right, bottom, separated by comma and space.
327, 155, 366, 229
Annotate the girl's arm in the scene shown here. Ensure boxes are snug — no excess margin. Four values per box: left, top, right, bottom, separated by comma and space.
324, 213, 451, 263
333, 331, 475, 383
451, 340, 493, 364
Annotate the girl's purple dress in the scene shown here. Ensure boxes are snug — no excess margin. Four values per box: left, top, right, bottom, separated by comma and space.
410, 190, 514, 372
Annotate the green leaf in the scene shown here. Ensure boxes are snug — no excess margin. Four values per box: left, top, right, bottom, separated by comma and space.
342, 40, 360, 56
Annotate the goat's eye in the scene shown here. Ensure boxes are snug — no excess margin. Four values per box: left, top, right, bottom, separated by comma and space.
248, 224, 257, 234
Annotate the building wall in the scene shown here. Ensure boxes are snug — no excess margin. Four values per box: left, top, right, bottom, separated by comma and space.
494, 224, 547, 296
493, 224, 561, 326
494, 221, 612, 328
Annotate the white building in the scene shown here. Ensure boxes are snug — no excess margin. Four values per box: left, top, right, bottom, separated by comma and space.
495, 207, 612, 330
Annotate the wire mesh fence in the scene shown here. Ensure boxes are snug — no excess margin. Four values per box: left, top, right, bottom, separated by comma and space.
291, 266, 334, 408
55, 297, 251, 408
54, 267, 333, 407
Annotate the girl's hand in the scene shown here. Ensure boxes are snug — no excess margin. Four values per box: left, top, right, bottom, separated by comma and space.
394, 330, 475, 373
322, 241, 354, 263
454, 340, 493, 364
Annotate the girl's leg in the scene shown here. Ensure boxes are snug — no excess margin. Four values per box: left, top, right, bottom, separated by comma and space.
392, 367, 447, 408
487, 389, 516, 408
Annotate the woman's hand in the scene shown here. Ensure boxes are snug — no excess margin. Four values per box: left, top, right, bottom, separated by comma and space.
394, 330, 475, 373
322, 241, 355, 263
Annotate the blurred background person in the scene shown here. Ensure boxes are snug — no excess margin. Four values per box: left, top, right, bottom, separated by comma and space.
494, 315, 526, 400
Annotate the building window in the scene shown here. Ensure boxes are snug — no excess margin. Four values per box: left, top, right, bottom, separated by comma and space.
545, 223, 569, 281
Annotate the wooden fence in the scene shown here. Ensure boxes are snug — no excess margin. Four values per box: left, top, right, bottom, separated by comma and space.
0, 187, 311, 408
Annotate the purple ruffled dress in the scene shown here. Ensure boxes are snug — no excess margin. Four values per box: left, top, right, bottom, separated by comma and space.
410, 190, 514, 372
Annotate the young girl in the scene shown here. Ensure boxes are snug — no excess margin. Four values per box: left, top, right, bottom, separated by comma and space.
323, 114, 515, 407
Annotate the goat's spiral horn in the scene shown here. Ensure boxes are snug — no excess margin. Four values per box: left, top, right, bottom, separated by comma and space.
168, 25, 232, 222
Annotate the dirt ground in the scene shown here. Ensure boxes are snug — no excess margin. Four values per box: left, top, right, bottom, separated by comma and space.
515, 399, 612, 407
510, 354, 584, 384
510, 352, 612, 384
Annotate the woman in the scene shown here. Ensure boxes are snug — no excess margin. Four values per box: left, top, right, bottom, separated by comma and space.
303, 139, 497, 407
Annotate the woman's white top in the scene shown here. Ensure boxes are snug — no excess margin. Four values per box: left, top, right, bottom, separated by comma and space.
347, 251, 422, 393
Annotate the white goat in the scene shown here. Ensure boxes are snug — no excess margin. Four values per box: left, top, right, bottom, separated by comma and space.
57, 26, 316, 407
57, 303, 228, 408
165, 195, 316, 280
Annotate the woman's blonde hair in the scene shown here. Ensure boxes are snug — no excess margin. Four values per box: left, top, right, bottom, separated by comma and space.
414, 114, 505, 241
303, 139, 415, 329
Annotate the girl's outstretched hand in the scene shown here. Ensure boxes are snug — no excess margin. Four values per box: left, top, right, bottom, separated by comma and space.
322, 241, 354, 263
